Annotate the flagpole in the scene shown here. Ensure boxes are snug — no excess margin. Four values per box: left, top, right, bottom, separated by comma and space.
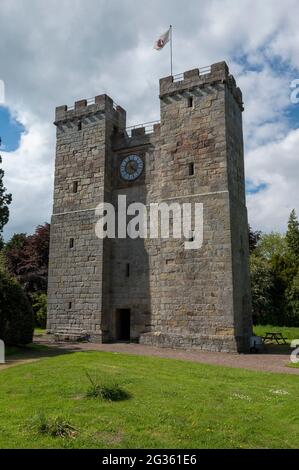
170, 25, 173, 76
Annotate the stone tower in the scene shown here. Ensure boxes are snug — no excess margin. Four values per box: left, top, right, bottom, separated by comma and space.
47, 61, 252, 352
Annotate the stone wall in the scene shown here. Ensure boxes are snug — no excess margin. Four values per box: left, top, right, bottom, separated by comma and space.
47, 95, 125, 341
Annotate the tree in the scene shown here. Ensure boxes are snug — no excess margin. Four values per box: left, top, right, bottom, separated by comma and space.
286, 209, 299, 261
248, 225, 261, 253
255, 232, 287, 260
32, 292, 47, 328
286, 271, 299, 325
249, 219, 299, 326
4, 223, 50, 294
250, 254, 277, 324
2, 233, 27, 277
0, 269, 34, 345
0, 156, 12, 248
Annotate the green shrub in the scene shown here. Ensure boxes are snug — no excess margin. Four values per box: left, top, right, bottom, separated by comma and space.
0, 270, 34, 345
28, 413, 77, 438
32, 292, 47, 328
85, 371, 131, 401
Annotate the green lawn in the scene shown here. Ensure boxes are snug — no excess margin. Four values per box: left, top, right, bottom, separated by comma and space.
253, 325, 299, 343
34, 328, 46, 335
0, 350, 298, 449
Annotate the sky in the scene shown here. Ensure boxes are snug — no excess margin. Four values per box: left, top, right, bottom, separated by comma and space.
0, 0, 298, 239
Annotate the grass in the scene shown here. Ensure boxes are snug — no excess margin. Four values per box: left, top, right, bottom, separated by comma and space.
28, 413, 78, 438
253, 325, 299, 343
288, 363, 299, 368
85, 370, 131, 401
0, 350, 298, 449
34, 328, 46, 335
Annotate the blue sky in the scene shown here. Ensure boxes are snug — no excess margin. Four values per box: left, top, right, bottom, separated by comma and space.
0, 106, 25, 152
0, 0, 299, 238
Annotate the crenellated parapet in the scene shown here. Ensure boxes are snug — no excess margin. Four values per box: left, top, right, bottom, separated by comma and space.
159, 61, 243, 111
54, 93, 126, 129
112, 121, 161, 151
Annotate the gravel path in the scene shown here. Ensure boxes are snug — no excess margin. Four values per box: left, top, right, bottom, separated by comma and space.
36, 336, 299, 376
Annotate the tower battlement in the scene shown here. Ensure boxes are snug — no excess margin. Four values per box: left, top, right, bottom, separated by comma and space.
54, 93, 126, 129
160, 61, 243, 111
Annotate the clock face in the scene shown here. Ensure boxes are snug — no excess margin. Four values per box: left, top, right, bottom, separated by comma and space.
120, 154, 144, 181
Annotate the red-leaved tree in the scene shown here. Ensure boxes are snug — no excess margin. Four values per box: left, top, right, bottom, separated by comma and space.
4, 223, 50, 294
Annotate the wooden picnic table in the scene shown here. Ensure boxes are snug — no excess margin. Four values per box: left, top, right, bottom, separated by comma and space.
262, 332, 287, 345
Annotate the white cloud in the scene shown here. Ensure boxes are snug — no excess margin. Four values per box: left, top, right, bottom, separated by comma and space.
0, 0, 298, 238
246, 128, 299, 232
237, 66, 291, 148
2, 113, 54, 236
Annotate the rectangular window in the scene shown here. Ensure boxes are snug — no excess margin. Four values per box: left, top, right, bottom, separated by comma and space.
187, 96, 193, 108
69, 238, 74, 249
72, 181, 78, 193
78, 121, 82, 131
189, 162, 194, 175
68, 301, 72, 310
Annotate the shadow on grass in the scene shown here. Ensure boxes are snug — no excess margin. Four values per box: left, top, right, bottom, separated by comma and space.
1, 342, 77, 370
263, 344, 293, 356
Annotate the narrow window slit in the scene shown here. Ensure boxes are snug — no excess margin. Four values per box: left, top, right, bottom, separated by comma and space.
72, 181, 78, 193
126, 263, 130, 277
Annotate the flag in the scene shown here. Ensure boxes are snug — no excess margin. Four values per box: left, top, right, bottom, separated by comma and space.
154, 28, 170, 50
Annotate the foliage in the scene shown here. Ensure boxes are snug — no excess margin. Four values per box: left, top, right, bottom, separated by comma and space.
4, 223, 50, 294
286, 272, 299, 324
0, 269, 34, 345
0, 156, 12, 249
286, 209, 299, 261
0, 351, 298, 448
255, 232, 287, 259
28, 413, 77, 438
250, 254, 276, 324
250, 210, 299, 326
248, 225, 261, 253
85, 370, 130, 401
32, 292, 47, 328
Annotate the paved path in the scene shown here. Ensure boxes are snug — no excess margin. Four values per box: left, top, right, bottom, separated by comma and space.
36, 336, 299, 376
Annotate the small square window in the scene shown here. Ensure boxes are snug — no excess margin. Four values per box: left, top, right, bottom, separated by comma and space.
187, 96, 193, 108
72, 181, 78, 193
69, 238, 74, 249
188, 231, 194, 242
189, 162, 194, 175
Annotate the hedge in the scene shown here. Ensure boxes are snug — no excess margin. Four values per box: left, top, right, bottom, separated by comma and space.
0, 270, 34, 345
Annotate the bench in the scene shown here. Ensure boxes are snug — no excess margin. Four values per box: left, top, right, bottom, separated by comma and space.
54, 329, 88, 342
261, 332, 288, 345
